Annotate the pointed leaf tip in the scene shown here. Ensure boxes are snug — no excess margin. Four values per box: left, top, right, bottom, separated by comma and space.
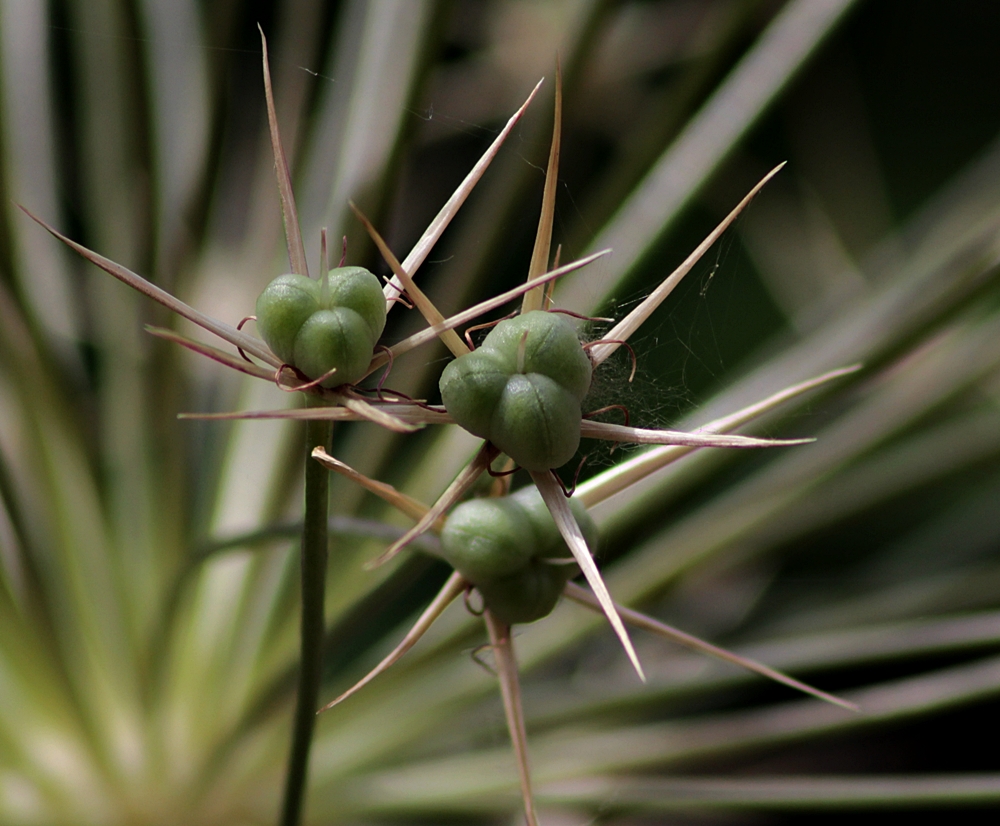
522, 63, 562, 314
351, 202, 470, 358
531, 470, 646, 682
260, 25, 309, 278
590, 163, 788, 367
19, 205, 279, 365
318, 572, 466, 712
387, 78, 545, 312
563, 582, 858, 712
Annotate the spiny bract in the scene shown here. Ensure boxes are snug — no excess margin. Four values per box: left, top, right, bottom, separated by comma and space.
255, 267, 386, 387
439, 310, 592, 470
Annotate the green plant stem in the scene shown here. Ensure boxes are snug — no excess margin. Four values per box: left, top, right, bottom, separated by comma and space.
280, 417, 333, 826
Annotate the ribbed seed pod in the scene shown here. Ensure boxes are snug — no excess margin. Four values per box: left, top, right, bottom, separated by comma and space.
439, 311, 593, 470
255, 267, 386, 387
439, 488, 598, 625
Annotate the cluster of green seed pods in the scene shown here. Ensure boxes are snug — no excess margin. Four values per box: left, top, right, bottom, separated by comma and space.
255, 267, 386, 387
439, 310, 593, 471
256, 280, 599, 620
439, 487, 597, 624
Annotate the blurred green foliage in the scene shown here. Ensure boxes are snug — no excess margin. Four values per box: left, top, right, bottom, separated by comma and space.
2, 0, 1000, 823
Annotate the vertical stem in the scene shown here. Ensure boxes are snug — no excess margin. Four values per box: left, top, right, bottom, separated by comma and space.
279, 417, 333, 826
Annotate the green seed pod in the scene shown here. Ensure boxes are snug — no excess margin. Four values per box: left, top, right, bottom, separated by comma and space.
438, 488, 599, 624
255, 267, 386, 387
511, 486, 599, 555
476, 558, 573, 625
438, 496, 537, 584
439, 311, 593, 470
